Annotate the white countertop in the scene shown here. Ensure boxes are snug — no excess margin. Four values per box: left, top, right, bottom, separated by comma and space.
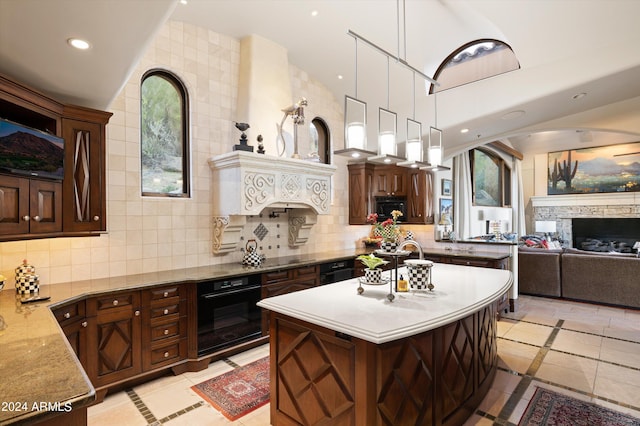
258, 263, 513, 344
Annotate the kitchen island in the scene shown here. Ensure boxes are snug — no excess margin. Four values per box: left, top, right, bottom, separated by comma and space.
258, 262, 512, 426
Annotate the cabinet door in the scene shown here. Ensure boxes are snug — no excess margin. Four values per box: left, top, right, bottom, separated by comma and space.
388, 169, 407, 196
0, 175, 29, 235
86, 292, 142, 387
348, 163, 373, 224
62, 118, 105, 233
29, 180, 62, 233
62, 317, 90, 368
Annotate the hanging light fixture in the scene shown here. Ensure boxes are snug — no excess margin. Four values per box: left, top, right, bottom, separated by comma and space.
399, 71, 429, 168
335, 38, 377, 159
368, 57, 403, 164
422, 91, 450, 171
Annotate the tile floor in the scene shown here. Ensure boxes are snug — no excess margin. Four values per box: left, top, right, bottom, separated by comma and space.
87, 295, 640, 425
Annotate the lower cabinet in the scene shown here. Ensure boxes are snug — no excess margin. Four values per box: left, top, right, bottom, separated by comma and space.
261, 265, 319, 334
53, 284, 188, 392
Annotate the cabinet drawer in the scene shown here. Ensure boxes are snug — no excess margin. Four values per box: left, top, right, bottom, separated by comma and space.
150, 317, 185, 342
449, 258, 492, 268
150, 303, 180, 319
262, 270, 292, 285
88, 291, 139, 315
148, 339, 187, 368
293, 265, 318, 279
53, 300, 86, 325
148, 286, 181, 302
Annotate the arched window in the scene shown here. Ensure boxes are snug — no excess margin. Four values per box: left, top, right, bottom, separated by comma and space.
431, 39, 519, 93
309, 117, 331, 164
140, 70, 190, 197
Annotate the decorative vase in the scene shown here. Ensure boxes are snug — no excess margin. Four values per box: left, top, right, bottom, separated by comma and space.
380, 240, 398, 253
364, 268, 382, 284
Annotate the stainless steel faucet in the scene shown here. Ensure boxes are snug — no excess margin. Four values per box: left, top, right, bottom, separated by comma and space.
398, 239, 424, 260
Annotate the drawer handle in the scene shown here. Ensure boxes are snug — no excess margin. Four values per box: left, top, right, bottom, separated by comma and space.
33, 215, 41, 222
135, 310, 140, 316
81, 321, 88, 328
164, 329, 169, 335
163, 291, 169, 297
22, 215, 30, 221
163, 309, 169, 315
93, 215, 100, 221
164, 352, 169, 358
64, 312, 71, 319
112, 300, 119, 306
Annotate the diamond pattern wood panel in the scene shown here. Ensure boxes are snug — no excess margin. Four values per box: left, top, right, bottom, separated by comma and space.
377, 335, 435, 425
477, 304, 497, 388
441, 315, 475, 420
274, 319, 356, 425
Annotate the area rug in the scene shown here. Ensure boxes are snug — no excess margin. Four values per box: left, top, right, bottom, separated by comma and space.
519, 387, 640, 426
192, 357, 270, 421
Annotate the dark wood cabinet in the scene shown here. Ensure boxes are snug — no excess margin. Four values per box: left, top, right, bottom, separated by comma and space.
347, 163, 374, 224
406, 169, 434, 224
0, 175, 62, 236
52, 300, 88, 367
373, 165, 406, 196
0, 74, 110, 241
86, 291, 142, 388
141, 285, 188, 371
261, 265, 319, 334
61, 107, 111, 234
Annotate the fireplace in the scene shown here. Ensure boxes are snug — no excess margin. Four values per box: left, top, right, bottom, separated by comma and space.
572, 218, 640, 253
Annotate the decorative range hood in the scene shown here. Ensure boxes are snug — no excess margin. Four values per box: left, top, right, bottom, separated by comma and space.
208, 151, 337, 253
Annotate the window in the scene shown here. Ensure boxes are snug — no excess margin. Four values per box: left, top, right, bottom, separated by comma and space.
470, 148, 511, 207
141, 70, 189, 196
431, 39, 519, 93
309, 117, 330, 164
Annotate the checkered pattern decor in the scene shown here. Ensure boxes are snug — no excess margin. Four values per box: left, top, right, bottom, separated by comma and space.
407, 265, 430, 290
15, 260, 39, 294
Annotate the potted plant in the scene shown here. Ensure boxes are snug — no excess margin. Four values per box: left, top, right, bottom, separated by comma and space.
366, 211, 403, 252
357, 253, 389, 283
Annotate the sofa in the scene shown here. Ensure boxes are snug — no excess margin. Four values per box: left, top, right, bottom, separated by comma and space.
518, 247, 640, 309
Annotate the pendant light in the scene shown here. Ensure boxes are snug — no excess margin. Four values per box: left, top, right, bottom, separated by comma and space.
335, 38, 376, 159
399, 71, 429, 168
422, 91, 450, 171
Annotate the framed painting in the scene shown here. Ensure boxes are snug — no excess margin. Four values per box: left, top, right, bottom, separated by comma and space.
441, 179, 452, 196
439, 198, 453, 220
548, 142, 640, 195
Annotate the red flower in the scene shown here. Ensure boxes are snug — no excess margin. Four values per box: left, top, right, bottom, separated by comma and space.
381, 218, 393, 227
366, 213, 379, 224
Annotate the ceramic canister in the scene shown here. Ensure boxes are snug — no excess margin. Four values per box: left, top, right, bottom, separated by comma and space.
404, 259, 433, 290
15, 259, 39, 294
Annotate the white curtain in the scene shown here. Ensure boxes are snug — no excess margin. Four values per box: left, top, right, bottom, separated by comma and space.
452, 153, 473, 239
514, 158, 526, 237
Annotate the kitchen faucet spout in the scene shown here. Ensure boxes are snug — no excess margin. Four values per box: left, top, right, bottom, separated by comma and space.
398, 240, 423, 260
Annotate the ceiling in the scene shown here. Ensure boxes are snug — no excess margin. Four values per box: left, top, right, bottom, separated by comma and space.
2, 0, 640, 157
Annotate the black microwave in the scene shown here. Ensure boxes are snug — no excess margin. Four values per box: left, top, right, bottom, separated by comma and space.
375, 196, 407, 221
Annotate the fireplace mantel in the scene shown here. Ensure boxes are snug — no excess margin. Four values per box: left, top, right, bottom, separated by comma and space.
531, 192, 639, 207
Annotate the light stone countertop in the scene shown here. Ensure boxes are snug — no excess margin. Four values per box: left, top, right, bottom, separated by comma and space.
258, 263, 513, 344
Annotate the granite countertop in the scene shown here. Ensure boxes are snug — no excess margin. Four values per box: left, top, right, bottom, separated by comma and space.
258, 263, 513, 344
421, 247, 512, 260
0, 248, 364, 425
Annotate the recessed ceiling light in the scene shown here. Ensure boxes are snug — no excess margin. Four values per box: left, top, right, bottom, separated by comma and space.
337, 74, 343, 80
460, 128, 469, 134
311, 10, 319, 17
180, 0, 187, 4
67, 38, 90, 50
572, 92, 587, 100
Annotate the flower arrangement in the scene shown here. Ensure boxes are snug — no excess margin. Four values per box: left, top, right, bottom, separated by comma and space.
356, 253, 389, 270
367, 210, 403, 242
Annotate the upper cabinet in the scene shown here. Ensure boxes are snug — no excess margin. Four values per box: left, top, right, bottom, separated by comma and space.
62, 106, 112, 234
348, 163, 433, 225
0, 74, 111, 241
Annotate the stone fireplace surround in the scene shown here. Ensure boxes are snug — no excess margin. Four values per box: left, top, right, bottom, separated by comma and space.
530, 193, 640, 248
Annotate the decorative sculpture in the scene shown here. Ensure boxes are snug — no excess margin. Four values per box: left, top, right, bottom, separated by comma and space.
233, 122, 253, 152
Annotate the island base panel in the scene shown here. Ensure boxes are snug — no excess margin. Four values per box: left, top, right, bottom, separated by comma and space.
269, 302, 498, 426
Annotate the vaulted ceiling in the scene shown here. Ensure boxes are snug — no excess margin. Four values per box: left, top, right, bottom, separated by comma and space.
2, 0, 640, 157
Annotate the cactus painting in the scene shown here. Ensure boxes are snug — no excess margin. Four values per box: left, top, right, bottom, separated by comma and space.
547, 142, 640, 195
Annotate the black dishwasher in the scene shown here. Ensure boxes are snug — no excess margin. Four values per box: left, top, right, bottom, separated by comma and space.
319, 259, 355, 285
197, 274, 262, 356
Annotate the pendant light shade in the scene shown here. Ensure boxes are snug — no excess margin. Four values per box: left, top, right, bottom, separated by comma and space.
346, 122, 366, 150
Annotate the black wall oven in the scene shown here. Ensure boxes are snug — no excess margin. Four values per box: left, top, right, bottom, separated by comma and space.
375, 196, 407, 221
197, 275, 262, 356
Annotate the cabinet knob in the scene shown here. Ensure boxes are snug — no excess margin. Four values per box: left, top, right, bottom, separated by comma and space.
81, 321, 88, 328
164, 329, 169, 335
163, 309, 169, 315
163, 292, 169, 298
33, 215, 41, 222
64, 312, 71, 319
164, 352, 169, 358
135, 310, 140, 316
112, 300, 119, 306
93, 215, 100, 221
22, 215, 30, 221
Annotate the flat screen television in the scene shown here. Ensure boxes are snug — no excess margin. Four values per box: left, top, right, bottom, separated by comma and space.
0, 117, 64, 180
